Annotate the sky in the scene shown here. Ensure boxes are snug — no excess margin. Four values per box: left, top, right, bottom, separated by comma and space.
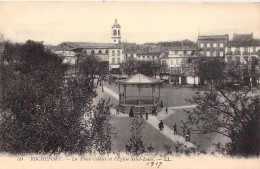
0, 2, 259, 45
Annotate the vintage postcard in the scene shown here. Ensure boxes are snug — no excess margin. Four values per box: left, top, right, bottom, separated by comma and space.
0, 1, 259, 169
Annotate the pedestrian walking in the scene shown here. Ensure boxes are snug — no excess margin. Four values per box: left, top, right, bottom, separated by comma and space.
129, 106, 134, 117
116, 108, 119, 115
152, 106, 155, 116
165, 107, 168, 114
160, 100, 164, 109
186, 130, 191, 142
146, 112, 148, 120
158, 120, 164, 131
173, 123, 177, 135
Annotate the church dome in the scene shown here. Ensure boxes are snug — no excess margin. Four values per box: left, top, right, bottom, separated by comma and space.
112, 19, 121, 28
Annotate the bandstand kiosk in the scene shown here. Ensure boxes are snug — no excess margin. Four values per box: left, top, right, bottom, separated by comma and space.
118, 73, 162, 115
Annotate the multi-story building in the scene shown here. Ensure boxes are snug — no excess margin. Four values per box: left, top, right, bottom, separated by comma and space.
225, 33, 260, 64
225, 33, 260, 86
198, 34, 229, 57
48, 46, 76, 65
135, 52, 162, 61
160, 47, 198, 84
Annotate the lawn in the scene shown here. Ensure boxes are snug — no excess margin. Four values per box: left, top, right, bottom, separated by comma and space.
163, 109, 229, 152
110, 116, 177, 153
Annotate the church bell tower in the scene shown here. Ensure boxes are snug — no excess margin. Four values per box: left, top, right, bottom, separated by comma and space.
111, 19, 121, 44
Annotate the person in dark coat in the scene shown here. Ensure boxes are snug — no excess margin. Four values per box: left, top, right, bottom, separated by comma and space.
129, 106, 134, 117
173, 123, 177, 135
160, 100, 164, 109
158, 120, 164, 131
146, 112, 148, 120
165, 107, 168, 114
152, 106, 155, 116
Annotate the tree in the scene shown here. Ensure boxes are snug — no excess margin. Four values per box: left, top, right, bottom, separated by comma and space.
78, 54, 101, 85
126, 117, 146, 155
89, 98, 114, 154
0, 40, 98, 154
183, 61, 260, 156
120, 57, 137, 77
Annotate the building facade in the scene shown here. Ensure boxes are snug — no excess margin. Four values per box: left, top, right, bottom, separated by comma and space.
225, 33, 260, 86
198, 34, 229, 57
225, 33, 260, 64
160, 47, 199, 84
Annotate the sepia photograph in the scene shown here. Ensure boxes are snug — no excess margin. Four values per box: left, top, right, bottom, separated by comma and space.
0, 1, 259, 169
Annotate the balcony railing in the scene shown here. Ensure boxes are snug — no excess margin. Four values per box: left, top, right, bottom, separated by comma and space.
243, 51, 249, 55
234, 51, 241, 55
226, 51, 233, 55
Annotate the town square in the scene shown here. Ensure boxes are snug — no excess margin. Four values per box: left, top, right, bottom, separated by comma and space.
0, 3, 259, 167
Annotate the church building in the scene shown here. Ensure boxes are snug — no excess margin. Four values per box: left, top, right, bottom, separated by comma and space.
48, 19, 124, 72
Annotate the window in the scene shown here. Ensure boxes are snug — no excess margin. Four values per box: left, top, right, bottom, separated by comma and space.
147, 56, 150, 59
228, 47, 231, 52
207, 43, 211, 48
220, 43, 224, 47
176, 59, 179, 65
235, 56, 240, 63
213, 43, 217, 47
112, 58, 115, 64
112, 51, 115, 56
117, 50, 120, 56
105, 49, 108, 54
152, 56, 155, 59
117, 58, 120, 64
206, 51, 210, 56
244, 47, 248, 52
213, 51, 217, 57
143, 56, 145, 59
220, 51, 224, 57
183, 51, 187, 55
175, 51, 178, 54
200, 43, 204, 48
113, 29, 117, 36
99, 50, 102, 54
91, 50, 95, 55
253, 47, 256, 52
176, 67, 180, 73
118, 30, 120, 36
170, 59, 173, 65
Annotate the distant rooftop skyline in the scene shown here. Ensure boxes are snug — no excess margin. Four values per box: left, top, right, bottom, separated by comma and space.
0, 2, 259, 45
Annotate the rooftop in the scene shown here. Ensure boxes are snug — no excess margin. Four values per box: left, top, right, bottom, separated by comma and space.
227, 39, 260, 47
198, 34, 229, 40
120, 73, 161, 85
136, 51, 162, 56
232, 33, 253, 42
47, 45, 73, 51
170, 46, 197, 51
59, 42, 122, 49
